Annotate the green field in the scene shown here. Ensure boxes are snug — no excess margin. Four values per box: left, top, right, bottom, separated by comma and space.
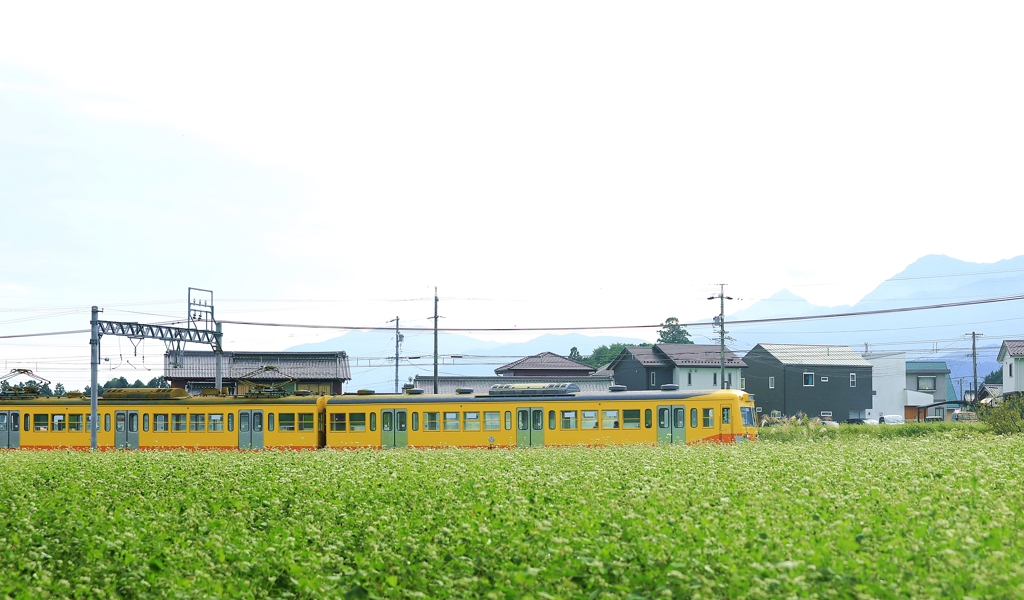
3, 430, 1024, 598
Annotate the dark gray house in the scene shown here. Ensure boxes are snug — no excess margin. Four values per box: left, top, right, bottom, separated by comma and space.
606, 344, 746, 391
742, 344, 872, 420
606, 346, 674, 390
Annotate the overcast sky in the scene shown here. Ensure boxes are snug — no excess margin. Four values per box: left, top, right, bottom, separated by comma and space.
2, 1, 1022, 389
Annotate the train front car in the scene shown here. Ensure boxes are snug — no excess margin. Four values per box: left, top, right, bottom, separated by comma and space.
323, 383, 758, 449
12, 388, 326, 450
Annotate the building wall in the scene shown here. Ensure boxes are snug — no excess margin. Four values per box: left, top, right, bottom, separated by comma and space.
672, 367, 744, 390
863, 352, 906, 420
742, 348, 872, 419
612, 355, 673, 390
905, 373, 948, 403
1004, 356, 1023, 394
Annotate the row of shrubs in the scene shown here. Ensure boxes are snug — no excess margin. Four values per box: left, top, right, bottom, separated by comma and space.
757, 415, 990, 442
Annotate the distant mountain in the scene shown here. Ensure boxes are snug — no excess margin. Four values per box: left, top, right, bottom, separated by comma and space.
724, 254, 1024, 384
288, 331, 647, 392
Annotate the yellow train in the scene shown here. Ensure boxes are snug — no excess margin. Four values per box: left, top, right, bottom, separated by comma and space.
0, 383, 757, 450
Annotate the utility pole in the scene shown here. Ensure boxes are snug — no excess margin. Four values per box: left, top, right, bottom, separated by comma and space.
968, 331, 982, 404
708, 284, 733, 389
388, 316, 402, 393
432, 288, 439, 394
90, 306, 101, 451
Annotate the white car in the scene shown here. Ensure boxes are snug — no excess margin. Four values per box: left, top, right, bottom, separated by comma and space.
879, 414, 905, 425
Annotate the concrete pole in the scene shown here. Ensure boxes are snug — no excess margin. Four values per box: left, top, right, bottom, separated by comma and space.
90, 306, 100, 451
215, 321, 223, 393
433, 288, 439, 394
720, 286, 726, 390
394, 316, 400, 394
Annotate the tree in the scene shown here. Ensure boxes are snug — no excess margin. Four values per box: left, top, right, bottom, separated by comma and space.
984, 367, 1003, 385
147, 376, 170, 388
54, 382, 66, 396
657, 317, 693, 345
38, 382, 53, 396
582, 343, 652, 368
568, 347, 583, 362
131, 379, 146, 388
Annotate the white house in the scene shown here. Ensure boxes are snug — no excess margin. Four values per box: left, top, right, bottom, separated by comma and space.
863, 351, 906, 419
997, 340, 1024, 395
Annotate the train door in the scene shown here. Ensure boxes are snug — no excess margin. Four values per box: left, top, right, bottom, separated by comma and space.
516, 407, 544, 447
657, 405, 687, 445
0, 410, 19, 449
238, 410, 265, 450
114, 410, 140, 449
719, 404, 732, 440
381, 409, 408, 449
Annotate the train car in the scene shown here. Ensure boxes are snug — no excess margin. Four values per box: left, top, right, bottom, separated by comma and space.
2, 388, 326, 450
324, 383, 758, 449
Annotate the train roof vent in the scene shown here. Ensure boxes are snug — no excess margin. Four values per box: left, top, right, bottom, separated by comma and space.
455, 388, 474, 395
488, 382, 581, 397
660, 384, 680, 391
406, 388, 425, 395
356, 389, 376, 395
609, 385, 627, 392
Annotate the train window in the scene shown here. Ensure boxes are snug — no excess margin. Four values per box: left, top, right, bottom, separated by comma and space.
659, 408, 669, 428
741, 407, 756, 427
645, 409, 652, 429
382, 411, 393, 432
154, 414, 169, 432
602, 410, 619, 429
279, 413, 296, 432
209, 414, 225, 432
25, 414, 31, 431
560, 411, 577, 430
690, 408, 697, 428
172, 414, 187, 432
548, 410, 555, 430
504, 411, 512, 430
397, 411, 407, 432
484, 411, 500, 431
722, 407, 731, 425
518, 410, 529, 431
464, 412, 481, 431
331, 413, 347, 432
532, 409, 544, 431
298, 413, 314, 431
268, 413, 275, 431
424, 412, 440, 431
190, 414, 206, 432
34, 414, 48, 431
129, 413, 139, 433
240, 412, 250, 432
115, 413, 126, 432
319, 413, 325, 433
104, 413, 111, 432
351, 413, 367, 432
370, 413, 377, 432
142, 413, 149, 432
227, 413, 234, 432
52, 414, 66, 432
623, 410, 641, 429
443, 412, 459, 431
581, 410, 598, 429
703, 408, 714, 428
69, 414, 83, 432
0, 414, 6, 432
674, 408, 686, 429
253, 412, 263, 432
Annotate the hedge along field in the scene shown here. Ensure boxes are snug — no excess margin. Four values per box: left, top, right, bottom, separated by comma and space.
3, 435, 1024, 599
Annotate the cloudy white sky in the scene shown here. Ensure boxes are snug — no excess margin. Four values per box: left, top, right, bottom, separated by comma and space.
1, 1, 1022, 389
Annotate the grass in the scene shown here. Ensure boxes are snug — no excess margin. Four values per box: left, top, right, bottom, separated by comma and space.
3, 432, 1023, 598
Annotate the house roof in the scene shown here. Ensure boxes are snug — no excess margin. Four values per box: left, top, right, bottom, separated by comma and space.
997, 340, 1024, 362
411, 375, 614, 395
607, 346, 673, 370
654, 344, 746, 368
494, 352, 595, 375
752, 344, 872, 367
906, 361, 951, 375
165, 351, 351, 380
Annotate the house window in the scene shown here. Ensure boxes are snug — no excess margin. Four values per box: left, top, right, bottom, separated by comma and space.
726, 373, 732, 389
803, 373, 814, 387
821, 411, 832, 418
713, 373, 717, 386
740, 378, 745, 390
850, 373, 857, 387
820, 376, 828, 383
918, 376, 936, 392
650, 372, 656, 387
1010, 363, 1013, 378
768, 376, 775, 389
687, 372, 692, 386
